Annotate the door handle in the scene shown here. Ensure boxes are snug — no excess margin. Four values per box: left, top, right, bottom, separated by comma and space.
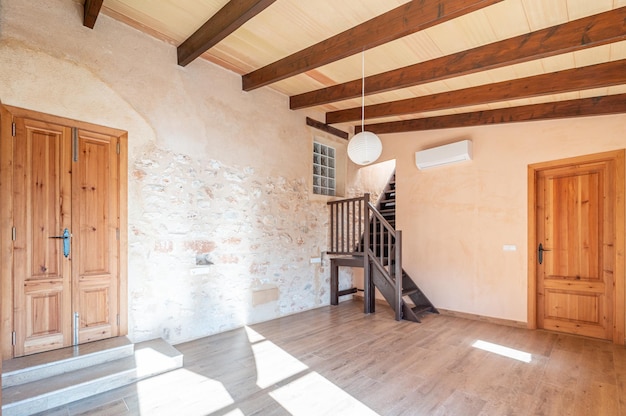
49, 228, 71, 258
538, 243, 551, 265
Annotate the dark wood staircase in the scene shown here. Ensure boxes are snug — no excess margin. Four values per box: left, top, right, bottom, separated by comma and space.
328, 172, 438, 323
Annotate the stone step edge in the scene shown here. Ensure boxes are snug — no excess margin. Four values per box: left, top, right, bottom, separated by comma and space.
2, 337, 134, 388
2, 339, 182, 415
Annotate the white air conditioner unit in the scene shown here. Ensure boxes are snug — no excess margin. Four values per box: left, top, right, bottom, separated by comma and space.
415, 140, 473, 170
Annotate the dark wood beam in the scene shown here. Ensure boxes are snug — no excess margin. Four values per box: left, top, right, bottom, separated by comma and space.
306, 117, 349, 140
178, 0, 277, 67
291, 7, 626, 110
83, 0, 104, 29
326, 59, 626, 124
355, 94, 626, 134
242, 0, 503, 91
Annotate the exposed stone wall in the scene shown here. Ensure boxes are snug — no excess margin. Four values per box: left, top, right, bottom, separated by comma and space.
129, 144, 335, 341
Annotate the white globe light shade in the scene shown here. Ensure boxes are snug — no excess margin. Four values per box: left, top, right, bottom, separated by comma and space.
347, 131, 382, 166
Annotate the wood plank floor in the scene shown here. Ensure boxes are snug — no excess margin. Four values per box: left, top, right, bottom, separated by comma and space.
35, 299, 626, 415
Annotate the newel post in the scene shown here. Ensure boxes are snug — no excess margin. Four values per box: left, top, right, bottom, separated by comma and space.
363, 193, 374, 314
395, 230, 402, 321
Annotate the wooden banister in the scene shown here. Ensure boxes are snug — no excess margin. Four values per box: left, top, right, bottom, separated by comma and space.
327, 193, 403, 319
327, 194, 369, 255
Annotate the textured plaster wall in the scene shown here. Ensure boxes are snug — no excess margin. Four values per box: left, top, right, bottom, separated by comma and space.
0, 0, 351, 343
377, 116, 626, 323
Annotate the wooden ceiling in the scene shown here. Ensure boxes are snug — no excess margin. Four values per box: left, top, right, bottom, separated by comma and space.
83, 0, 626, 136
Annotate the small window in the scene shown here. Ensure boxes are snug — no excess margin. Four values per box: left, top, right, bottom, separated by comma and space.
313, 141, 336, 196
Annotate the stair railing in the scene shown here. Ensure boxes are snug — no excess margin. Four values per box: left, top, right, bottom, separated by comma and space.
327, 193, 403, 320
367, 202, 402, 321
327, 193, 370, 256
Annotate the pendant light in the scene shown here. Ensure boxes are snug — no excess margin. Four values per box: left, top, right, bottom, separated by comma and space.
347, 51, 382, 166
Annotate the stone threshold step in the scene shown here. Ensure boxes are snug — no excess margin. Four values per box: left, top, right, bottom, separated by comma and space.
2, 339, 182, 416
2, 337, 134, 389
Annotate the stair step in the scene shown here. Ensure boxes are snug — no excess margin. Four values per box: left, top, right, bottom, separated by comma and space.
411, 305, 434, 315
2, 337, 134, 388
2, 339, 182, 416
402, 288, 419, 297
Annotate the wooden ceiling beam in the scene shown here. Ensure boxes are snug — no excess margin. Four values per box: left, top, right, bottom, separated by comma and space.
291, 7, 626, 110
241, 0, 503, 91
306, 117, 349, 140
83, 0, 104, 29
178, 0, 277, 67
326, 59, 626, 124
355, 94, 626, 134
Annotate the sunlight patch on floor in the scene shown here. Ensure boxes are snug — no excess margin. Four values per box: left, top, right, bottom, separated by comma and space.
252, 340, 309, 389
136, 368, 236, 415
270, 371, 380, 415
244, 325, 266, 343
472, 340, 532, 363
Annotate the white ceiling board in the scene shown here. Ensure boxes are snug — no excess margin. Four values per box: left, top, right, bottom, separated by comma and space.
540, 53, 576, 73
483, 0, 531, 39
567, 0, 613, 20
573, 45, 612, 68
607, 84, 626, 94
610, 40, 626, 61
521, 0, 568, 31
579, 88, 609, 98
424, 10, 497, 56
400, 32, 444, 64
508, 60, 546, 79
103, 0, 226, 41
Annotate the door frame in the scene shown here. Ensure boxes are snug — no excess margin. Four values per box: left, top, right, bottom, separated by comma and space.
0, 104, 129, 359
527, 149, 625, 345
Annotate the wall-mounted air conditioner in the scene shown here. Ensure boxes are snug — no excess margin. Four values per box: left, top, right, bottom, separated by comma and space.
415, 139, 473, 170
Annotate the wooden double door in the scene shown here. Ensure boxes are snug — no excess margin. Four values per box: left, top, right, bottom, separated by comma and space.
530, 150, 625, 343
2, 107, 127, 357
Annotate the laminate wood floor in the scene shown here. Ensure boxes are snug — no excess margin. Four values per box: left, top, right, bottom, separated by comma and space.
35, 300, 626, 415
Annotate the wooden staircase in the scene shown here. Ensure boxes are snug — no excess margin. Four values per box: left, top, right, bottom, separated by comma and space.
328, 172, 438, 323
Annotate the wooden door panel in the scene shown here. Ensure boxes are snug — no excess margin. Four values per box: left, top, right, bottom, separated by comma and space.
536, 161, 613, 341
546, 173, 601, 280
544, 290, 600, 322
24, 286, 66, 354
77, 280, 113, 343
13, 118, 72, 356
73, 129, 119, 344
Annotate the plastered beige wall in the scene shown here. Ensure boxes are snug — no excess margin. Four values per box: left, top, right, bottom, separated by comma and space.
0, 0, 353, 344
375, 116, 626, 323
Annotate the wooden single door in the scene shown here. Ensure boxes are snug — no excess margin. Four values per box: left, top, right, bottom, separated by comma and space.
535, 157, 617, 341
13, 117, 120, 356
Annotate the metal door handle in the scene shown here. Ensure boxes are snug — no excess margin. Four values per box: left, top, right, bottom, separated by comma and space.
538, 243, 551, 265
49, 228, 71, 258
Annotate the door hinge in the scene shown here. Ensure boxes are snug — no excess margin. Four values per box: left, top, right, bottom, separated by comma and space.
116, 142, 120, 154
12, 226, 16, 241
72, 127, 78, 162
12, 122, 16, 137
117, 314, 120, 325
116, 228, 120, 241
12, 331, 16, 346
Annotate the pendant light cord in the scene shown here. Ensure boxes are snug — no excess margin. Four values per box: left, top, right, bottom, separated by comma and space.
361, 50, 365, 132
